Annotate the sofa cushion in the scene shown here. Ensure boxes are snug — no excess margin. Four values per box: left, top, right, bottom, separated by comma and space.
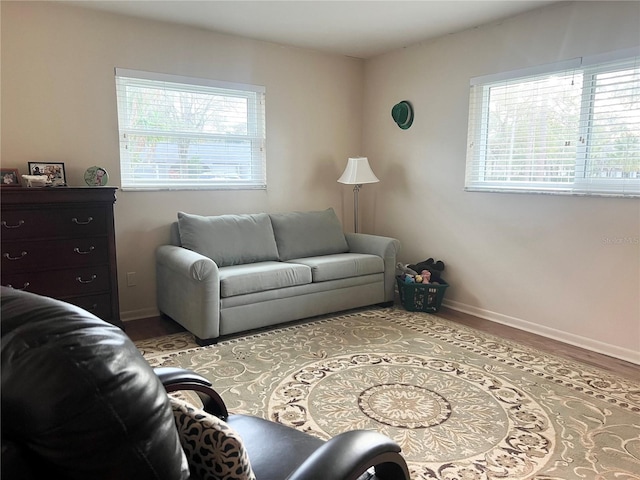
178, 212, 279, 267
288, 253, 384, 282
269, 208, 349, 261
219, 262, 312, 298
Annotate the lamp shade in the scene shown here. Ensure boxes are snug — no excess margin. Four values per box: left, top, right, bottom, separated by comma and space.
337, 157, 380, 185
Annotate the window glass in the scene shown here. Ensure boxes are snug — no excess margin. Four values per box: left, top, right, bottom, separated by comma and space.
115, 69, 266, 191
466, 51, 640, 197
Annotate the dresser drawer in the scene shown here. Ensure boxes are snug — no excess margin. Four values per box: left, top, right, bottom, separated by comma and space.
1, 207, 108, 241
2, 237, 109, 274
65, 293, 113, 320
2, 265, 111, 297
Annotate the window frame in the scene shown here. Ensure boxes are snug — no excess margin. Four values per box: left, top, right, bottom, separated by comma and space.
465, 48, 640, 197
115, 68, 266, 191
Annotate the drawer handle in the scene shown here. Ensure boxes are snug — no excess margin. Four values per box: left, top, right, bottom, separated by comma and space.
72, 216, 94, 225
2, 220, 25, 229
3, 251, 27, 261
6, 282, 30, 290
76, 274, 97, 284
73, 246, 95, 255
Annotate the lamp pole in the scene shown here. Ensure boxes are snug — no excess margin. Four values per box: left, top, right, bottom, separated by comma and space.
353, 184, 362, 233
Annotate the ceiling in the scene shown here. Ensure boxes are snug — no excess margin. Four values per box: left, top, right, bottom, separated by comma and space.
62, 0, 558, 59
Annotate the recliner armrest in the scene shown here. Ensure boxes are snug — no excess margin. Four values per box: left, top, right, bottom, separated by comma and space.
154, 367, 229, 419
286, 429, 410, 480
154, 367, 212, 387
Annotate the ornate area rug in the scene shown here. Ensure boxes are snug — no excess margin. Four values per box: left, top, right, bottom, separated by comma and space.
137, 307, 640, 480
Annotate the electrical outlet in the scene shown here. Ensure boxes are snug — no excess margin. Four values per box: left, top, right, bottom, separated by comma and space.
126, 272, 137, 287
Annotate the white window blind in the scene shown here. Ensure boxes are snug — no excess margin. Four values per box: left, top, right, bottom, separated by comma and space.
115, 68, 266, 191
466, 49, 640, 197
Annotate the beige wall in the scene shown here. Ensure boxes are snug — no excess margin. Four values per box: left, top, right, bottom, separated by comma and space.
1, 2, 365, 319
364, 1, 640, 362
2, 1, 638, 362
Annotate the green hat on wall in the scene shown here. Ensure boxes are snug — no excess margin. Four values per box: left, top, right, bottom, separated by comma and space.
391, 100, 413, 130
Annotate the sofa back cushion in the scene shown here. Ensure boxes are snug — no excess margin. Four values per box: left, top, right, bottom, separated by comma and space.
177, 212, 279, 267
269, 208, 349, 261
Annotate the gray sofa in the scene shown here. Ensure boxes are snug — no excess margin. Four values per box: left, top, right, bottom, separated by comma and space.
156, 208, 400, 345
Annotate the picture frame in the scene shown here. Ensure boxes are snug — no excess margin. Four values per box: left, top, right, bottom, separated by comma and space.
0, 168, 21, 187
27, 162, 67, 187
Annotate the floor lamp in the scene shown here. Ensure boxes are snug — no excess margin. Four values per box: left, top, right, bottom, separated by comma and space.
337, 157, 379, 233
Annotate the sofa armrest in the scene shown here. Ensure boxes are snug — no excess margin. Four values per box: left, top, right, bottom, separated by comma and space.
345, 233, 400, 303
156, 245, 221, 340
345, 233, 400, 258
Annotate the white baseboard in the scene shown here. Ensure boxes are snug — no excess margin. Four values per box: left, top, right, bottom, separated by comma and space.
121, 307, 160, 323
442, 299, 640, 366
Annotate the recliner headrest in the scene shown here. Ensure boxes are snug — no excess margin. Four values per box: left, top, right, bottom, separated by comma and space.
1, 288, 189, 480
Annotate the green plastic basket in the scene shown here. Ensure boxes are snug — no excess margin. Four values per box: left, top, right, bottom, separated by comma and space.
396, 276, 449, 313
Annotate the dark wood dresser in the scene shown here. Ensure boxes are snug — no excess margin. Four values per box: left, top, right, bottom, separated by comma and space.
1, 187, 122, 329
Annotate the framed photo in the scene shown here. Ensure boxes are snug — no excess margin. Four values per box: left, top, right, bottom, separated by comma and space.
0, 168, 21, 187
27, 162, 67, 187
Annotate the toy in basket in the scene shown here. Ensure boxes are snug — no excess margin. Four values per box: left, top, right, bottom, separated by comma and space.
396, 274, 449, 312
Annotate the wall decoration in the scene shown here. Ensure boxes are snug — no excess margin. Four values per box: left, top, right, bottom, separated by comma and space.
391, 100, 414, 130
84, 166, 109, 186
27, 162, 66, 186
0, 168, 21, 187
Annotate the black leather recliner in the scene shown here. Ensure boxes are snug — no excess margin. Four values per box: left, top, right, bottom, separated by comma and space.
1, 288, 410, 480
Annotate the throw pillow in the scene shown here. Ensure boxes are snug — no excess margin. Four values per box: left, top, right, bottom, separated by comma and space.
170, 396, 256, 480
269, 208, 349, 261
177, 212, 279, 267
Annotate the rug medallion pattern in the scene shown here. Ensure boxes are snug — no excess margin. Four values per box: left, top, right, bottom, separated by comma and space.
138, 308, 640, 480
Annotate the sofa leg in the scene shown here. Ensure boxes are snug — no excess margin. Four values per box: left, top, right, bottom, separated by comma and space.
377, 301, 395, 308
195, 336, 218, 347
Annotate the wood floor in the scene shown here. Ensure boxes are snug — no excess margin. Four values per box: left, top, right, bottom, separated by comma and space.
126, 305, 639, 382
